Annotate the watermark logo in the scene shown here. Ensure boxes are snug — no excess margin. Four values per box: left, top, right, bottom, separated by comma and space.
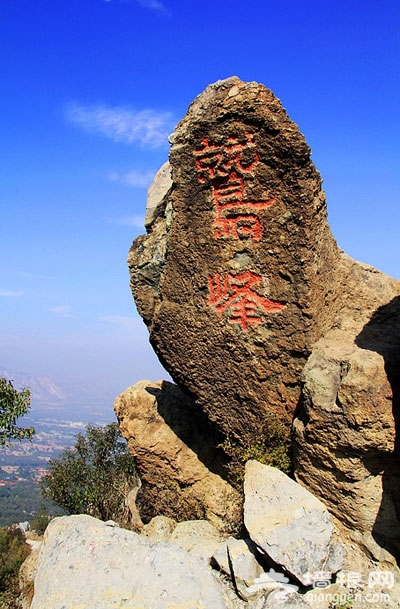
245, 568, 395, 605
304, 569, 394, 605
245, 568, 299, 599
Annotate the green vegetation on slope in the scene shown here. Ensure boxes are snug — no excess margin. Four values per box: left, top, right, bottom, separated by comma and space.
0, 525, 31, 609
0, 379, 35, 447
40, 422, 138, 526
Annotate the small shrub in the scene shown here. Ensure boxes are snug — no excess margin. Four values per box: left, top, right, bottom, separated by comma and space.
221, 411, 292, 484
30, 508, 53, 536
329, 596, 354, 609
0, 526, 31, 608
0, 378, 35, 447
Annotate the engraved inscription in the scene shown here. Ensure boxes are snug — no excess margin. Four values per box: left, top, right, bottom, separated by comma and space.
194, 133, 276, 241
194, 133, 285, 331
208, 271, 285, 331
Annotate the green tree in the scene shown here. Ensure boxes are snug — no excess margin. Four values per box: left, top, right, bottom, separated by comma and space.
40, 423, 137, 526
0, 378, 35, 447
0, 526, 31, 608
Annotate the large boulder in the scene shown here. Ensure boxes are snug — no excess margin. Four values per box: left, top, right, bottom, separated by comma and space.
126, 77, 400, 556
293, 292, 400, 560
30, 515, 232, 609
128, 76, 342, 444
114, 379, 242, 533
243, 461, 343, 586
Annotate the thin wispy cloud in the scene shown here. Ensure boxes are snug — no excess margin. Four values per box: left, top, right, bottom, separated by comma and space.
66, 103, 174, 149
100, 315, 142, 331
16, 271, 53, 280
108, 214, 145, 228
136, 0, 167, 13
104, 0, 169, 14
0, 289, 23, 297
48, 305, 72, 318
109, 169, 156, 188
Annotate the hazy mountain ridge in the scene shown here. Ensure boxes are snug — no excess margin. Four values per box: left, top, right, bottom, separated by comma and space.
0, 368, 115, 419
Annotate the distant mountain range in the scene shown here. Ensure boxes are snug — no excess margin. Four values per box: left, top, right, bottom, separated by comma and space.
0, 368, 115, 422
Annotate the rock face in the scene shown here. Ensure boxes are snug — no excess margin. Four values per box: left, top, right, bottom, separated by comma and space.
128, 76, 342, 441
114, 379, 242, 533
126, 77, 400, 555
30, 515, 231, 609
212, 537, 264, 587
243, 461, 343, 586
27, 489, 400, 609
293, 293, 400, 559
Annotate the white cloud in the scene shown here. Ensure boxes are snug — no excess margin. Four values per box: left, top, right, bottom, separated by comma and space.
66, 103, 173, 148
135, 0, 168, 13
108, 215, 145, 228
104, 0, 168, 11
49, 305, 72, 318
99, 315, 144, 332
0, 289, 23, 297
109, 168, 156, 188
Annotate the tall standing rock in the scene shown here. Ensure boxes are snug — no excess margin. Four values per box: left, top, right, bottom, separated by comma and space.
127, 76, 400, 558
129, 77, 341, 441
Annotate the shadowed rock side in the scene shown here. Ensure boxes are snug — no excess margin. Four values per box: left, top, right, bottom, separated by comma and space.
293, 265, 400, 561
128, 77, 341, 443
114, 380, 242, 534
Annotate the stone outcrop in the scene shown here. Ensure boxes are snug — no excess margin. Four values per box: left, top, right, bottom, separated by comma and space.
114, 379, 242, 533
128, 76, 342, 441
293, 292, 400, 559
244, 461, 343, 585
125, 77, 400, 557
27, 507, 400, 609
30, 515, 232, 609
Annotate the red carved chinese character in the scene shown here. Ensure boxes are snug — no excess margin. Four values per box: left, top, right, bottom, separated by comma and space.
213, 214, 263, 240
212, 170, 276, 240
193, 132, 259, 181
193, 135, 276, 241
208, 271, 285, 331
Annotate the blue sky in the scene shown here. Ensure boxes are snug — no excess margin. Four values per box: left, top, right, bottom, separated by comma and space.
1, 0, 399, 403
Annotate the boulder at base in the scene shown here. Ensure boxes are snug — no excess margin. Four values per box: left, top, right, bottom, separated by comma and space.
30, 515, 231, 609
244, 461, 343, 585
114, 379, 242, 533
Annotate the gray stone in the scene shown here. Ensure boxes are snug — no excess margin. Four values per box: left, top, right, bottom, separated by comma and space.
141, 515, 176, 542
212, 537, 263, 586
169, 519, 224, 564
144, 161, 172, 229
253, 590, 312, 608
244, 461, 343, 585
293, 318, 400, 560
30, 514, 232, 609
126, 484, 144, 531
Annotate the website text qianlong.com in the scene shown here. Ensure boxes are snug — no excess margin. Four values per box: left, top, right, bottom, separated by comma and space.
306, 591, 390, 605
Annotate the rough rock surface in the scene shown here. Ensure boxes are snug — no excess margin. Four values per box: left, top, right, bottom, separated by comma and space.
256, 591, 312, 609
293, 271, 400, 559
212, 537, 264, 586
19, 547, 39, 609
30, 515, 232, 609
128, 76, 342, 440
114, 379, 242, 533
141, 515, 177, 542
244, 461, 343, 585
127, 77, 400, 552
169, 519, 224, 564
